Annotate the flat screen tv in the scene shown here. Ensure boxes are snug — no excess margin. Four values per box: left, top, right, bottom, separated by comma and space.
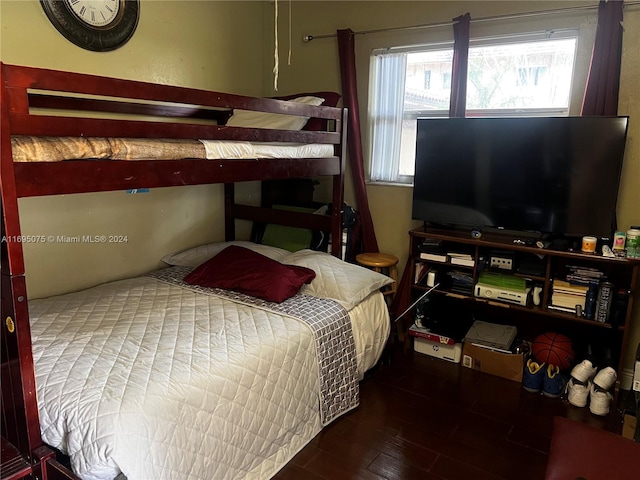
412, 116, 629, 238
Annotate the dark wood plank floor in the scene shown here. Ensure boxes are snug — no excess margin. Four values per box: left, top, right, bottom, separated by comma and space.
274, 347, 625, 480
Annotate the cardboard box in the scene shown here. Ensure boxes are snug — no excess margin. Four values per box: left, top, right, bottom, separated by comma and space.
414, 337, 462, 363
462, 342, 524, 382
622, 414, 637, 441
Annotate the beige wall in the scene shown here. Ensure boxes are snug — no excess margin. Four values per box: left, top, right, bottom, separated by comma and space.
1, 0, 266, 298
264, 1, 640, 375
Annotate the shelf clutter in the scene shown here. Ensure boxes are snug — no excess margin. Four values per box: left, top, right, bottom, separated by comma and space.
403, 227, 640, 382
409, 316, 525, 382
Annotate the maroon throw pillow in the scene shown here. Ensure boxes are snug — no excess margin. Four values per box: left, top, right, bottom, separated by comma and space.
271, 91, 341, 131
183, 245, 316, 303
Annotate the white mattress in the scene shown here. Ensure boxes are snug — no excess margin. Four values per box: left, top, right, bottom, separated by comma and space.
10, 136, 336, 163
29, 274, 389, 480
199, 140, 335, 160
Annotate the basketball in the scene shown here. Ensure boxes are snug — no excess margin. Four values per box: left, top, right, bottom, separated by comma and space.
532, 332, 575, 370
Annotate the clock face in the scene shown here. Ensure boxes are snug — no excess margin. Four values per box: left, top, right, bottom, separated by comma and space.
65, 0, 121, 28
41, 0, 139, 51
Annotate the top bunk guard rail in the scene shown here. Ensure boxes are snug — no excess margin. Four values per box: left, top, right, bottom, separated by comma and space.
1, 63, 345, 197
3, 63, 341, 138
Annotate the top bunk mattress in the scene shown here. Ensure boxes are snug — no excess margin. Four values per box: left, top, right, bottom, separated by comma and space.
11, 136, 336, 162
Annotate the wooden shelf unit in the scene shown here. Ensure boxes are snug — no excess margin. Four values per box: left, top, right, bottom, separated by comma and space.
404, 226, 640, 375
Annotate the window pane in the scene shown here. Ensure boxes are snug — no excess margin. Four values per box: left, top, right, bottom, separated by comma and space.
399, 117, 417, 177
405, 50, 453, 112
467, 39, 576, 110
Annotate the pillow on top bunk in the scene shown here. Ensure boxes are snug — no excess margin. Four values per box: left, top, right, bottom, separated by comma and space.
283, 250, 393, 310
225, 95, 324, 131
162, 241, 290, 267
184, 245, 316, 303
272, 91, 341, 131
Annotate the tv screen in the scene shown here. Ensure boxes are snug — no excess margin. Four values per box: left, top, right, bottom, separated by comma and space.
412, 116, 629, 238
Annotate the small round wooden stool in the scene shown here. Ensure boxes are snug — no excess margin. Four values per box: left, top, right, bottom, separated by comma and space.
356, 252, 399, 304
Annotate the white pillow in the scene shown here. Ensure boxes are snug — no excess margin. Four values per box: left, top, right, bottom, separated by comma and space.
283, 249, 393, 310
161, 241, 290, 267
225, 96, 324, 130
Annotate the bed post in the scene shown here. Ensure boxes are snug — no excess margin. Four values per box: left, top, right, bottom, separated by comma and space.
330, 107, 348, 258
224, 183, 236, 241
1, 61, 81, 480
0, 61, 44, 470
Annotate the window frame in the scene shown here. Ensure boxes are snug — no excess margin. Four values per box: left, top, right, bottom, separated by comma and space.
366, 28, 585, 185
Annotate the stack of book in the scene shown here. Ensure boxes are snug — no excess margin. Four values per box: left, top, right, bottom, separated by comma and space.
548, 265, 606, 317
448, 252, 475, 267
445, 270, 474, 295
549, 279, 589, 314
565, 265, 604, 286
418, 239, 448, 262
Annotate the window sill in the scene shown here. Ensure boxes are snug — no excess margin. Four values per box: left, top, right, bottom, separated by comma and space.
366, 180, 413, 188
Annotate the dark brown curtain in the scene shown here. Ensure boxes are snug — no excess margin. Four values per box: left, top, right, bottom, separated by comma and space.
449, 13, 471, 118
337, 28, 379, 254
581, 0, 624, 116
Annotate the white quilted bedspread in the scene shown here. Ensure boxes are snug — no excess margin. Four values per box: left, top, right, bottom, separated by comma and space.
29, 273, 357, 480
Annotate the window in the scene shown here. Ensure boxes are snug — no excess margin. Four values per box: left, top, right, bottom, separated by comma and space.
368, 31, 578, 183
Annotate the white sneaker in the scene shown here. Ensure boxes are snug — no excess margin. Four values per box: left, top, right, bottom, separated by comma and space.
589, 384, 613, 416
567, 378, 590, 407
588, 366, 617, 416
593, 366, 617, 391
570, 359, 597, 383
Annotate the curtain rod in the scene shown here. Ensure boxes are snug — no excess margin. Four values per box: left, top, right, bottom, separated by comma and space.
302, 1, 640, 42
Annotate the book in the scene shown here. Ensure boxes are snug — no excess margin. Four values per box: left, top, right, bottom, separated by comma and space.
552, 279, 589, 294
551, 292, 586, 303
420, 252, 449, 262
414, 262, 430, 284
551, 297, 586, 310
548, 304, 579, 314
409, 323, 456, 345
448, 252, 473, 259
450, 257, 475, 267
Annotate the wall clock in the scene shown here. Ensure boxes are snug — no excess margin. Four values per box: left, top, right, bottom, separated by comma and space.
41, 0, 140, 52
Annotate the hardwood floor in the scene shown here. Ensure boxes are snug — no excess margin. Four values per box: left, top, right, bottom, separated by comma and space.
274, 346, 625, 480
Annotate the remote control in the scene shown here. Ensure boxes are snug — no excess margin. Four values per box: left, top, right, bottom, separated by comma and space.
533, 285, 543, 306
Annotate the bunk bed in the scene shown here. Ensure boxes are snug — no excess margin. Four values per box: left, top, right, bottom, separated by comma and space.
0, 63, 391, 480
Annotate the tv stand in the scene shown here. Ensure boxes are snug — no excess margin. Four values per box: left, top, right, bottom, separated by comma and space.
401, 226, 640, 381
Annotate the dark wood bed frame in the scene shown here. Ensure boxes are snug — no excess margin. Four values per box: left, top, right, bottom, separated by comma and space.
0, 63, 347, 480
